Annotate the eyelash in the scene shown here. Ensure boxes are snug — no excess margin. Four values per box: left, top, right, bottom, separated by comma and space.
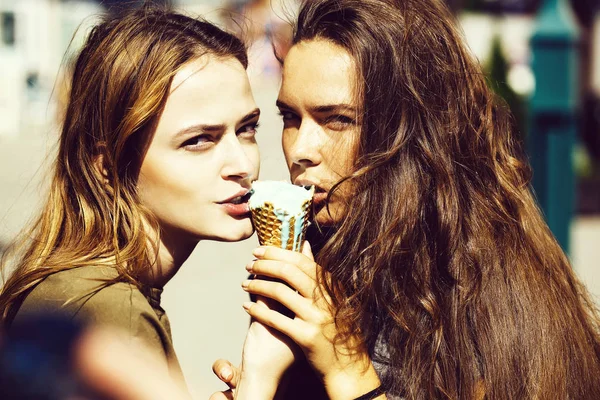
277, 111, 356, 129
182, 134, 213, 151
238, 122, 260, 138
325, 115, 355, 127
181, 122, 260, 151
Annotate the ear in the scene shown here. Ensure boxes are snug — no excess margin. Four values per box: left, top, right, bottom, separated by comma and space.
93, 143, 109, 184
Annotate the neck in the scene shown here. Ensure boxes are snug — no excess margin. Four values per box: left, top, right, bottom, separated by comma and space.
144, 225, 198, 288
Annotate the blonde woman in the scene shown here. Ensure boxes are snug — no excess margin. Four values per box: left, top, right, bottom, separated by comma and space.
0, 5, 259, 387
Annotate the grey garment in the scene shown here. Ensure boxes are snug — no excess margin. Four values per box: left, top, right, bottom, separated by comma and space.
372, 333, 405, 400
11, 265, 186, 386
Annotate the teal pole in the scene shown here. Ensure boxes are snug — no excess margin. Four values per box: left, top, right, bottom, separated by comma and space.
528, 0, 580, 254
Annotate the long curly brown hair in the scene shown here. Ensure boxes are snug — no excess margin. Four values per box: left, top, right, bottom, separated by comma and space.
295, 0, 600, 398
0, 6, 247, 324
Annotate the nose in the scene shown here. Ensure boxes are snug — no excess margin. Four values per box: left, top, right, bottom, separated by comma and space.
221, 135, 257, 182
283, 120, 322, 169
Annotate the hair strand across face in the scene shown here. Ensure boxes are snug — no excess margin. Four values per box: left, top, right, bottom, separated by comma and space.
295, 0, 600, 398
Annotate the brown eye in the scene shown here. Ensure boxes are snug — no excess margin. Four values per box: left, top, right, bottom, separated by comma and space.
278, 110, 298, 122
325, 115, 356, 130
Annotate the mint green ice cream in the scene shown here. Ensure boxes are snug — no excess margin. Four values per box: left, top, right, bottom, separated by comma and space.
249, 181, 314, 251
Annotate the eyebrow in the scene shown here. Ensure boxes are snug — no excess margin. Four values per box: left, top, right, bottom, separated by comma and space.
174, 108, 261, 139
240, 108, 261, 124
276, 100, 356, 114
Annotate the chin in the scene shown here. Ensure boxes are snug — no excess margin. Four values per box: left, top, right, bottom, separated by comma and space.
219, 230, 254, 242
211, 220, 254, 242
314, 210, 338, 227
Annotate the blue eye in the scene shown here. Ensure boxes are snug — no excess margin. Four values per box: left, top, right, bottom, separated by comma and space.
182, 134, 213, 150
238, 122, 260, 138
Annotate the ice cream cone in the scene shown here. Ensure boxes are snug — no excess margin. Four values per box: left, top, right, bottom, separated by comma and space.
249, 181, 314, 252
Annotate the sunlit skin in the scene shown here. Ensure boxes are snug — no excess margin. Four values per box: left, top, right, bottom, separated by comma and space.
223, 40, 382, 400
137, 56, 260, 287
277, 39, 360, 226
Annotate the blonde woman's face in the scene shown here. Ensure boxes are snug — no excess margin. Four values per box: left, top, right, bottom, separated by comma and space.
278, 39, 359, 226
138, 56, 260, 243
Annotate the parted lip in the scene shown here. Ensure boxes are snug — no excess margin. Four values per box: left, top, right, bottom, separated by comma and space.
218, 189, 252, 204
294, 179, 328, 208
312, 191, 328, 206
293, 179, 326, 193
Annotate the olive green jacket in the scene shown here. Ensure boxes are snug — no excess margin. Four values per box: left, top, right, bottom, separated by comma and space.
11, 265, 185, 385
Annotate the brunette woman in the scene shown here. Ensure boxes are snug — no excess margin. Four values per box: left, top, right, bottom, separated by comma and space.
0, 5, 260, 387
217, 0, 600, 399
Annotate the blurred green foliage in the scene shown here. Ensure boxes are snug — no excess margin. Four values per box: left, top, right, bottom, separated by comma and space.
485, 35, 527, 141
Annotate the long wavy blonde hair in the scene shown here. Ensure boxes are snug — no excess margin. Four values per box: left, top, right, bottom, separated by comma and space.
0, 5, 247, 324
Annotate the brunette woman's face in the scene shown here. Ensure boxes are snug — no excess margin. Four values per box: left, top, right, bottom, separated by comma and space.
278, 39, 359, 226
137, 56, 260, 242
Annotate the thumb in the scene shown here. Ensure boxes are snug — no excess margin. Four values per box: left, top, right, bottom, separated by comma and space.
301, 240, 314, 261
212, 359, 240, 389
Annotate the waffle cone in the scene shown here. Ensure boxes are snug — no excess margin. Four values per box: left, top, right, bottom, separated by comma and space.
251, 199, 312, 252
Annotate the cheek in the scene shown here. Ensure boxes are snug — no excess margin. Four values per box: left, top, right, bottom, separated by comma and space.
324, 136, 356, 176
247, 143, 261, 176
281, 134, 292, 164
138, 155, 166, 196
138, 152, 205, 207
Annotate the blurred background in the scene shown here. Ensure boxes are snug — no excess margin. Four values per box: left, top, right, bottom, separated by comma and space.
0, 0, 598, 398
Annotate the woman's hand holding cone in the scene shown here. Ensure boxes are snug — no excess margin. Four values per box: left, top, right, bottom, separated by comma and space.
241, 242, 385, 400
232, 314, 298, 399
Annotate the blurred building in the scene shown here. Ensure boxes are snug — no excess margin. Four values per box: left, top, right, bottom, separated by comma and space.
0, 0, 257, 140
0, 0, 102, 138
0, 1, 23, 138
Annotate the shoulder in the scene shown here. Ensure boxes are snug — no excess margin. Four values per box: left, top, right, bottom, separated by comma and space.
16, 266, 159, 332
12, 266, 175, 367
